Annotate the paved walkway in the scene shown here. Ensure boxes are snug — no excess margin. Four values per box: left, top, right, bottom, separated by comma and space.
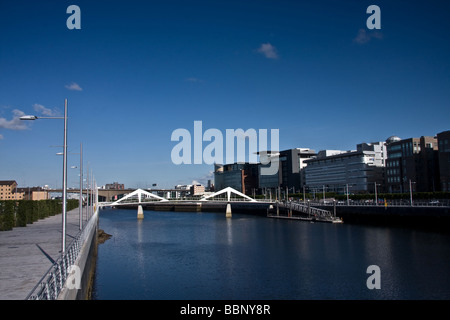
0, 207, 89, 300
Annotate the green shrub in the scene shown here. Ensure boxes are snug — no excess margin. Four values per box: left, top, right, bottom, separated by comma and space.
16, 200, 28, 227
0, 201, 16, 231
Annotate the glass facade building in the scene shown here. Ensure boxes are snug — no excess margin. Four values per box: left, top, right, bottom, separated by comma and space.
437, 130, 450, 192
259, 148, 316, 193
214, 163, 259, 195
385, 136, 439, 193
304, 142, 386, 194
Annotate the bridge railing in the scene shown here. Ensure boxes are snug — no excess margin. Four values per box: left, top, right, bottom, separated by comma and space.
25, 208, 98, 300
100, 197, 273, 205
307, 199, 450, 207
276, 201, 334, 219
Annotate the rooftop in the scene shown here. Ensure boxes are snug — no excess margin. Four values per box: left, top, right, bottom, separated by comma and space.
0, 180, 17, 186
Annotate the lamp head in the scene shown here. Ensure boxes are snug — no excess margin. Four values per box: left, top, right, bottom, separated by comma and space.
20, 115, 38, 120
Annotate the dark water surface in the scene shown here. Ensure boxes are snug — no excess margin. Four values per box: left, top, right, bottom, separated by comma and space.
92, 208, 450, 300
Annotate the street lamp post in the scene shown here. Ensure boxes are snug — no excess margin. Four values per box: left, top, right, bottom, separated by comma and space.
64, 143, 83, 230
21, 99, 68, 254
374, 182, 381, 206
303, 185, 306, 204
346, 184, 349, 205
409, 179, 416, 206
79, 143, 83, 230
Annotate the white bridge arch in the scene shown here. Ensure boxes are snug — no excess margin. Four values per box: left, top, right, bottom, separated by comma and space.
200, 187, 257, 202
110, 188, 169, 206
100, 187, 257, 207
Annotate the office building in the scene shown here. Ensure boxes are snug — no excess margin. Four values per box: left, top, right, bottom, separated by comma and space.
385, 135, 439, 193
214, 163, 259, 195
437, 130, 450, 191
304, 141, 387, 193
259, 148, 317, 193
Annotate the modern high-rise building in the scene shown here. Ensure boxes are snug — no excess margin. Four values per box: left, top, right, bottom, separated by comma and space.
259, 148, 317, 193
437, 130, 450, 192
303, 141, 387, 194
214, 163, 259, 195
385, 135, 439, 193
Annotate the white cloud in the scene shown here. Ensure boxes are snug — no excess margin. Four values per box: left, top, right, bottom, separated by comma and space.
257, 43, 279, 59
65, 82, 83, 91
0, 134, 4, 140
0, 109, 29, 130
33, 104, 59, 117
353, 28, 383, 44
193, 171, 214, 186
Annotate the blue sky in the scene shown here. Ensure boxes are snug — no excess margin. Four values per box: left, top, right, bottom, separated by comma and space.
1, 0, 449, 189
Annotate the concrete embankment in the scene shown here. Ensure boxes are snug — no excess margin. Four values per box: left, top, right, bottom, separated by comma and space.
57, 209, 99, 300
315, 205, 450, 230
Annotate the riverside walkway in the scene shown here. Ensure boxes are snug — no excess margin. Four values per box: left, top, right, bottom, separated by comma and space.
0, 207, 86, 300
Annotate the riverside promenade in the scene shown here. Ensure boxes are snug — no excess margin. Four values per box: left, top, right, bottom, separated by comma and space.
0, 207, 85, 300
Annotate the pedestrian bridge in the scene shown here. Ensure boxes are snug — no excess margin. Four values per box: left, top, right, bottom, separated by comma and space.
98, 187, 259, 207
98, 187, 262, 219
97, 187, 340, 222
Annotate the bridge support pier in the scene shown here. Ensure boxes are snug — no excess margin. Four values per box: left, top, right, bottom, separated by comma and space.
226, 203, 232, 218
137, 205, 144, 219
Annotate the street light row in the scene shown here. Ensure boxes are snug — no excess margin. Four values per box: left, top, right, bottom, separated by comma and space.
20, 99, 97, 254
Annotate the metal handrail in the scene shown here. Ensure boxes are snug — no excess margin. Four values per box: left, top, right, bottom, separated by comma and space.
25, 208, 98, 300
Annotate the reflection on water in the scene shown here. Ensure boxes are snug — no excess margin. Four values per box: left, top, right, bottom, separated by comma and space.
92, 209, 450, 300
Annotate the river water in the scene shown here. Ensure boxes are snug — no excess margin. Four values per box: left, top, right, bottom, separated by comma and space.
91, 208, 450, 300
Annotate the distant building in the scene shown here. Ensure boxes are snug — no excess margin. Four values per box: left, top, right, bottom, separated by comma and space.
304, 141, 387, 194
105, 182, 124, 190
190, 184, 205, 196
214, 163, 259, 195
16, 187, 49, 200
206, 179, 214, 191
174, 184, 192, 198
0, 180, 19, 200
385, 136, 439, 193
437, 130, 450, 192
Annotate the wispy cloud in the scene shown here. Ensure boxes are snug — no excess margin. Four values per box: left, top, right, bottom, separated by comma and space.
257, 43, 279, 59
0, 134, 4, 140
353, 28, 383, 44
192, 171, 214, 186
33, 104, 59, 117
0, 109, 29, 130
65, 82, 83, 91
